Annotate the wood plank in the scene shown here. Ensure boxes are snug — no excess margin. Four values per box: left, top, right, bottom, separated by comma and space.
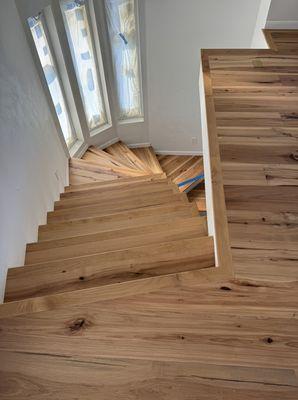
47, 191, 187, 224
5, 236, 215, 302
88, 146, 138, 170
25, 217, 207, 265
0, 352, 297, 399
222, 162, 298, 186
38, 202, 199, 241
64, 173, 166, 194
70, 158, 149, 178
131, 147, 164, 174
0, 268, 224, 319
55, 181, 176, 210
1, 280, 298, 366
105, 141, 152, 174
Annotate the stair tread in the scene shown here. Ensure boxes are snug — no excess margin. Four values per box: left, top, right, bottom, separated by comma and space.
55, 181, 175, 210
38, 202, 199, 241
25, 216, 207, 265
131, 147, 164, 174
86, 146, 143, 172
47, 191, 187, 224
105, 141, 152, 174
65, 173, 166, 193
61, 177, 169, 200
174, 157, 204, 192
69, 166, 118, 185
6, 236, 215, 302
70, 158, 149, 178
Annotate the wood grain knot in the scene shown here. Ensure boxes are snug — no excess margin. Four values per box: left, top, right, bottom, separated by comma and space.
67, 318, 91, 334
220, 286, 232, 291
264, 337, 274, 344
290, 151, 298, 161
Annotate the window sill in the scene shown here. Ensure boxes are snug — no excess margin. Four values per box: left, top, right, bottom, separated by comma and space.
89, 122, 113, 137
69, 140, 88, 158
118, 117, 144, 125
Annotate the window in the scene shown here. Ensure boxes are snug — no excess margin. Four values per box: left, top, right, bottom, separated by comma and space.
61, 0, 110, 132
28, 15, 76, 148
105, 0, 143, 121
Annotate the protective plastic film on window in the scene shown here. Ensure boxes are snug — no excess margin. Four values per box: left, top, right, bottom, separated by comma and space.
61, 0, 108, 131
28, 15, 76, 147
105, 0, 143, 121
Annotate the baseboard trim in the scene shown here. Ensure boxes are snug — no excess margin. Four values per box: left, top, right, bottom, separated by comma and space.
127, 142, 151, 149
98, 137, 120, 150
266, 20, 298, 29
155, 150, 203, 156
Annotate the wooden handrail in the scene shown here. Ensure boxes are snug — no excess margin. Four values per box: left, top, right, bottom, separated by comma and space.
199, 49, 234, 278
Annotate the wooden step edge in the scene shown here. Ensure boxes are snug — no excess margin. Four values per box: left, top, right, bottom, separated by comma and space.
62, 176, 169, 199
36, 202, 200, 239
105, 141, 153, 174
27, 215, 208, 253
0, 266, 225, 319
88, 146, 141, 171
69, 158, 150, 178
48, 191, 184, 221
64, 174, 167, 193
25, 221, 208, 266
55, 183, 179, 210
131, 147, 164, 175
6, 236, 216, 302
166, 156, 197, 179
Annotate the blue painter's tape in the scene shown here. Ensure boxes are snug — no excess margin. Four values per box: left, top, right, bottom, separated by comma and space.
119, 33, 128, 45
177, 174, 204, 188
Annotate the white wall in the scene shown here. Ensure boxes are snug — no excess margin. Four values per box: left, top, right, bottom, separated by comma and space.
251, 0, 272, 48
144, 0, 264, 153
267, 0, 298, 28
0, 0, 68, 301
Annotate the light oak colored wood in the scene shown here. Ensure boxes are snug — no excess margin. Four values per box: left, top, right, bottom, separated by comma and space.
2, 30, 298, 399
38, 202, 199, 241
70, 158, 149, 178
131, 146, 164, 174
47, 191, 187, 223
55, 181, 176, 210
105, 141, 152, 174
0, 267, 226, 319
25, 216, 207, 265
5, 236, 215, 302
158, 155, 204, 192
201, 49, 234, 278
64, 173, 166, 194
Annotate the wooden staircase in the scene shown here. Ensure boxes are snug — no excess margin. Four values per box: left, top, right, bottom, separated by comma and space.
1, 30, 298, 399
1, 141, 213, 315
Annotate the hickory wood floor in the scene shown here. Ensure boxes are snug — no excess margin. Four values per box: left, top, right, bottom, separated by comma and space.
0, 30, 298, 399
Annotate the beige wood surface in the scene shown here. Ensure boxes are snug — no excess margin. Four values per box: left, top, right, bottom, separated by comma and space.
1, 30, 298, 399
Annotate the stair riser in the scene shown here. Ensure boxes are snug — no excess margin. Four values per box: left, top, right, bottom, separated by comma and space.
55, 183, 176, 210
105, 141, 152, 173
61, 178, 168, 199
47, 193, 187, 224
6, 237, 215, 302
70, 158, 149, 178
25, 219, 207, 265
38, 204, 199, 241
64, 174, 166, 193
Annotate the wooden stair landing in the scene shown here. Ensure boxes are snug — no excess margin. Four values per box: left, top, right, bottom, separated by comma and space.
1, 29, 298, 399
1, 173, 215, 316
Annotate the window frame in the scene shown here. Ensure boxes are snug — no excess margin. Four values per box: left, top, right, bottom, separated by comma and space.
17, 0, 146, 158
60, 0, 112, 137
105, 0, 144, 124
28, 12, 79, 150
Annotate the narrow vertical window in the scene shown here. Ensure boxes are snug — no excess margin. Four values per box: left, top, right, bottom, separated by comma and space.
105, 0, 143, 121
61, 0, 109, 131
28, 15, 76, 147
